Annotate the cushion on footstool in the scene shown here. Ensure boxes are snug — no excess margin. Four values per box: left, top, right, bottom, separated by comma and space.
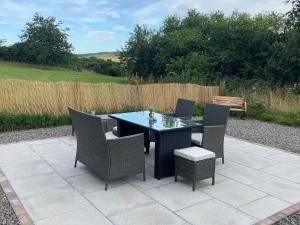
174, 146, 215, 161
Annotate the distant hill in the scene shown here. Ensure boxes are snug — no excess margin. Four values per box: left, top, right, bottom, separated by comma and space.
77, 52, 120, 62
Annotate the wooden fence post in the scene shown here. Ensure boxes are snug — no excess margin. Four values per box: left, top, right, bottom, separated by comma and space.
219, 81, 225, 96
267, 90, 272, 109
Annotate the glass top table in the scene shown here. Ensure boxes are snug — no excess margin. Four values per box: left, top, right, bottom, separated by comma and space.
109, 111, 200, 133
109, 111, 201, 179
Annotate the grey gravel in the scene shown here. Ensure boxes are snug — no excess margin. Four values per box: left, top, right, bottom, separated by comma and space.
275, 212, 300, 225
226, 118, 300, 154
0, 171, 20, 225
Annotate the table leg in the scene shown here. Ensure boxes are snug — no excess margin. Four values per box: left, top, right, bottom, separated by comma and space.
154, 129, 191, 179
117, 121, 150, 153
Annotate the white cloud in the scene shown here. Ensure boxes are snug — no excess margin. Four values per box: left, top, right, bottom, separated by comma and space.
113, 25, 131, 32
82, 17, 106, 23
132, 0, 291, 25
85, 30, 114, 40
65, 0, 89, 5
0, 11, 9, 17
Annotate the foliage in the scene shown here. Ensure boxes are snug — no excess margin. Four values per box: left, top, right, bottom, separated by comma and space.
0, 13, 73, 65
121, 9, 300, 86
0, 61, 127, 83
0, 113, 71, 132
76, 57, 124, 76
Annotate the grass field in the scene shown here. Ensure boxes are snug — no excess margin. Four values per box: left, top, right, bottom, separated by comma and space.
0, 61, 127, 83
78, 52, 120, 62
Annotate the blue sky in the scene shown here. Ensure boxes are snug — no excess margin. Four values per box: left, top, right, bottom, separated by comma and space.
0, 0, 291, 54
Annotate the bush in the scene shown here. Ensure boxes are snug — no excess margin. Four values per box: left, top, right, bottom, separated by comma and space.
0, 113, 71, 132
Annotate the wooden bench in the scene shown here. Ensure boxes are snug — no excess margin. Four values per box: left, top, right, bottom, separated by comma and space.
213, 96, 247, 119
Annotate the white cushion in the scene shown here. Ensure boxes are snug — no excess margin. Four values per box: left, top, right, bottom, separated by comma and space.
174, 146, 215, 162
113, 126, 118, 132
191, 133, 203, 146
105, 131, 118, 140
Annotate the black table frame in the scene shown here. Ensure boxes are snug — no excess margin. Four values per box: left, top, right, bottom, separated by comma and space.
110, 113, 198, 179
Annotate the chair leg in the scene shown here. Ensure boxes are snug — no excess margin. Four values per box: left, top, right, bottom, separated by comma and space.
143, 170, 146, 181
74, 159, 77, 168
71, 125, 75, 136
105, 180, 108, 191
193, 180, 195, 191
222, 156, 225, 164
212, 175, 215, 185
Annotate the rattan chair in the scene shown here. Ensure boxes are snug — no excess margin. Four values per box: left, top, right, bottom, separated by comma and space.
69, 107, 146, 190
192, 103, 230, 163
165, 98, 195, 119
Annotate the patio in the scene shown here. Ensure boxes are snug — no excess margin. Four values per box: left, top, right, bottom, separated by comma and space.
1, 135, 300, 225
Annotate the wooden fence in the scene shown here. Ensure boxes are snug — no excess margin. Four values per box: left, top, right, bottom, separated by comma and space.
0, 79, 222, 115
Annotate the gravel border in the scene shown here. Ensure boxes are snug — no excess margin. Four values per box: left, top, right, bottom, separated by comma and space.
0, 177, 20, 225
275, 212, 300, 225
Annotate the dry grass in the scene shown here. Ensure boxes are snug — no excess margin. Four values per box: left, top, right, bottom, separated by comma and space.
0, 79, 220, 115
236, 89, 300, 113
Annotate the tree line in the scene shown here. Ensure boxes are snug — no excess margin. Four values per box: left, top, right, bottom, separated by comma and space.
0, 13, 123, 76
120, 1, 300, 86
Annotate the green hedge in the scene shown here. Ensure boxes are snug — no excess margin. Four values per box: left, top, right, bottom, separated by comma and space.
0, 113, 71, 132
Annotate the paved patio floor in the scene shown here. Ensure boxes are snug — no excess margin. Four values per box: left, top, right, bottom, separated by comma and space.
1, 135, 300, 225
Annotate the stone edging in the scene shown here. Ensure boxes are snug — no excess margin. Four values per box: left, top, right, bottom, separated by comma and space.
254, 202, 300, 225
0, 170, 34, 225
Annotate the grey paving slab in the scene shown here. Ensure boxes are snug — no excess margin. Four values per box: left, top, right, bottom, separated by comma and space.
109, 203, 187, 225
125, 166, 173, 190
253, 177, 300, 203
177, 199, 256, 225
9, 172, 68, 198
145, 182, 211, 211
85, 184, 155, 217
39, 149, 75, 165
32, 142, 72, 155
0, 150, 41, 167
2, 160, 54, 180
67, 173, 124, 194
217, 165, 273, 185
238, 196, 290, 220
228, 152, 277, 169
201, 180, 266, 207
21, 188, 90, 221
26, 138, 62, 146
34, 206, 112, 225
1, 135, 300, 225
262, 163, 300, 183
52, 161, 89, 178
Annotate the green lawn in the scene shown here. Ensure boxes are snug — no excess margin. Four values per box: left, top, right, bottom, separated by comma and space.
0, 61, 127, 83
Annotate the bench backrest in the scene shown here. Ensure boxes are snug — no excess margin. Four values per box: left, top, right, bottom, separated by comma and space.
213, 96, 244, 107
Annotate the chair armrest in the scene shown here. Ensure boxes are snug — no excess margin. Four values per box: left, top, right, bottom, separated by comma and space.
202, 125, 226, 150
107, 133, 145, 163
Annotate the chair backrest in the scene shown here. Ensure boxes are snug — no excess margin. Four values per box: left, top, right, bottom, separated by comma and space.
68, 107, 108, 161
203, 103, 230, 127
174, 98, 195, 119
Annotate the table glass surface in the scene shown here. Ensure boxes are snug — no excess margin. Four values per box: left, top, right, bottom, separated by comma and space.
109, 111, 200, 132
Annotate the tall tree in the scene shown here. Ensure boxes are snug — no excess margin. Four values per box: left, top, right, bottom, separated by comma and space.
20, 13, 73, 65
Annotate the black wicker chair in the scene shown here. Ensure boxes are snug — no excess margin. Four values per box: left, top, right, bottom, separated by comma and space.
192, 103, 230, 163
69, 107, 145, 190
165, 98, 195, 119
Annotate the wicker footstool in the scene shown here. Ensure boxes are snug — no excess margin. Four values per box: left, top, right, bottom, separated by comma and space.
174, 146, 216, 191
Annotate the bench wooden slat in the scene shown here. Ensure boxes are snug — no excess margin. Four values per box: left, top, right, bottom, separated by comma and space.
212, 96, 247, 119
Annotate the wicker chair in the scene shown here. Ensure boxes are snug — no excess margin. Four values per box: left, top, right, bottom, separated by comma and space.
192, 103, 230, 163
165, 98, 195, 119
68, 107, 145, 190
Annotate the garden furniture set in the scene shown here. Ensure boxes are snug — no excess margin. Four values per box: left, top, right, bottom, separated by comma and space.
69, 99, 230, 191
